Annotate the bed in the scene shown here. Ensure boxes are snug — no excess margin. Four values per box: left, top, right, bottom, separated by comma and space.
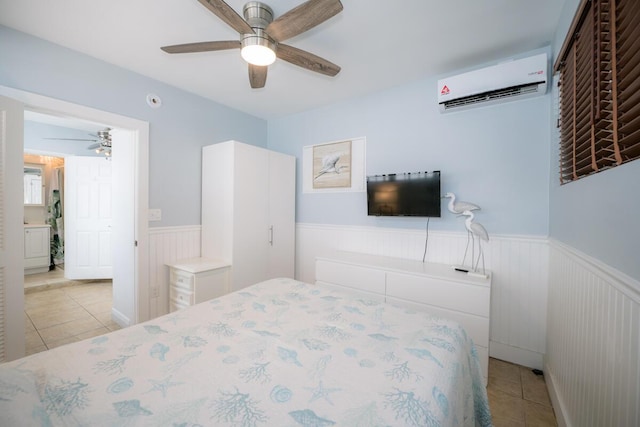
0, 277, 491, 426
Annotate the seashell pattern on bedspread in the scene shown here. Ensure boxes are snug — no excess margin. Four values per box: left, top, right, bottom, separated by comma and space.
0, 277, 491, 426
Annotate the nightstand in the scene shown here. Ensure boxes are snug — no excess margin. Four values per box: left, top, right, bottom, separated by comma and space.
166, 257, 231, 312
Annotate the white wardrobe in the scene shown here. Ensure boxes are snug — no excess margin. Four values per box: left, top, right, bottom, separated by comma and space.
201, 141, 295, 292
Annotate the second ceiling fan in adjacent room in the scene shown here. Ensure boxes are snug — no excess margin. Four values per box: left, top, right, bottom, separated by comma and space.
45, 128, 112, 157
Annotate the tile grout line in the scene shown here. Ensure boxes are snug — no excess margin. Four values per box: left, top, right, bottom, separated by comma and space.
25, 311, 48, 351
24, 280, 116, 354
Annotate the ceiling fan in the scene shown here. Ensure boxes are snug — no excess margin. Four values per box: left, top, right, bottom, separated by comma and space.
161, 0, 343, 88
44, 128, 112, 157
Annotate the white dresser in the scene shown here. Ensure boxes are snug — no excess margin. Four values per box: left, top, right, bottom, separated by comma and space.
24, 224, 50, 275
315, 251, 491, 383
166, 258, 231, 312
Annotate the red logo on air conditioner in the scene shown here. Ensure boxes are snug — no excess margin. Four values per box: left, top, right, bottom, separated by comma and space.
440, 85, 450, 95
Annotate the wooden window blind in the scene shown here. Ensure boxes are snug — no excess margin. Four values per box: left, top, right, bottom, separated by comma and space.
554, 0, 640, 183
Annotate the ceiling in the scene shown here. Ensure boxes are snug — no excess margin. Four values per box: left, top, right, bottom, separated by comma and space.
24, 111, 107, 133
1, 0, 566, 120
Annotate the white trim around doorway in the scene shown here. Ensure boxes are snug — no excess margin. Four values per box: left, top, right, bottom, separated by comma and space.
0, 84, 150, 324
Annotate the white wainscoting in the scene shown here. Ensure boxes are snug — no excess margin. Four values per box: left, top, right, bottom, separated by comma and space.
145, 223, 549, 369
148, 225, 201, 318
296, 223, 549, 369
545, 240, 640, 427
144, 223, 640, 426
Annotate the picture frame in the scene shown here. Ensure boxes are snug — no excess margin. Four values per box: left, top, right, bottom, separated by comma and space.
312, 139, 352, 189
303, 137, 366, 193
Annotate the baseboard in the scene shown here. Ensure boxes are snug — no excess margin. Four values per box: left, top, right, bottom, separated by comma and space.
544, 360, 570, 427
111, 307, 130, 328
489, 340, 544, 370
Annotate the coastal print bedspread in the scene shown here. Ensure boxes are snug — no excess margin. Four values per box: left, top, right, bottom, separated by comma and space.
0, 278, 491, 426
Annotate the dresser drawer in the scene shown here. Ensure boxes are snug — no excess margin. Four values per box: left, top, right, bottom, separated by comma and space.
316, 260, 386, 295
315, 252, 491, 388
386, 296, 489, 348
171, 269, 194, 291
386, 272, 490, 317
316, 280, 386, 303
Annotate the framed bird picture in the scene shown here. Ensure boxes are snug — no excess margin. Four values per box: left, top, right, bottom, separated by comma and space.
312, 140, 352, 189
302, 137, 366, 193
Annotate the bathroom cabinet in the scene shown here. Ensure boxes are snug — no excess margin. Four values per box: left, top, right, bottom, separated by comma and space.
24, 225, 50, 275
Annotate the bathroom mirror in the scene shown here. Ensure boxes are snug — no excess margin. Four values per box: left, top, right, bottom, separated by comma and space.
24, 163, 45, 206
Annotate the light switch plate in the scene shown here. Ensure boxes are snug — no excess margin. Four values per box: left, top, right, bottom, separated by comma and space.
148, 209, 162, 221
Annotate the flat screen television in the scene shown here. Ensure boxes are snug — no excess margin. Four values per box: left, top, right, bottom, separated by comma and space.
367, 171, 441, 217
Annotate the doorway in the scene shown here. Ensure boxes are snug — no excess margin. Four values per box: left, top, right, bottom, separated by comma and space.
22, 121, 114, 286
1, 85, 150, 360
23, 151, 66, 290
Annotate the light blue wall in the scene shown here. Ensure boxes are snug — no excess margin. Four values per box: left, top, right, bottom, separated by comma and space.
549, 0, 640, 280
0, 25, 267, 226
268, 48, 552, 236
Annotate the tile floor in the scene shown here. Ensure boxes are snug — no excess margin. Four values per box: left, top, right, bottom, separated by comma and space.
24, 271, 557, 426
487, 358, 557, 426
24, 265, 94, 293
24, 270, 121, 355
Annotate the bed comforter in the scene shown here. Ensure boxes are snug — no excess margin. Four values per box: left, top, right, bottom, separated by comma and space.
0, 277, 491, 426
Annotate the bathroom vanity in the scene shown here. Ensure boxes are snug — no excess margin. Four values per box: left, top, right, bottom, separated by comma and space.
24, 224, 50, 275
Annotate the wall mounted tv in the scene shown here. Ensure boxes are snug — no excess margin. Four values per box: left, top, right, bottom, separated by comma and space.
367, 171, 441, 217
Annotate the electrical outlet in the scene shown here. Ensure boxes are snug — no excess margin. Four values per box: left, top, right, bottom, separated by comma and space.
148, 209, 162, 221
150, 287, 159, 298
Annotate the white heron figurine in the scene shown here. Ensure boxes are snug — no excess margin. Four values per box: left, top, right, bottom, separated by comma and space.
443, 192, 480, 214
443, 192, 481, 268
460, 210, 489, 276
314, 153, 344, 179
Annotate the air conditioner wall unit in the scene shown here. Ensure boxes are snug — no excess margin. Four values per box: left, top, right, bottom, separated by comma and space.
437, 53, 548, 113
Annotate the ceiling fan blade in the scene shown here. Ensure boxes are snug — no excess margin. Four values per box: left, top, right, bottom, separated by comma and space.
248, 64, 268, 89
276, 44, 340, 77
266, 0, 343, 42
44, 137, 97, 142
87, 143, 101, 150
197, 0, 254, 35
161, 40, 241, 54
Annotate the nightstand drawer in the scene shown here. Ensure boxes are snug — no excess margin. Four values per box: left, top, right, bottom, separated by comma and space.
171, 270, 194, 290
170, 297, 191, 312
170, 286, 194, 306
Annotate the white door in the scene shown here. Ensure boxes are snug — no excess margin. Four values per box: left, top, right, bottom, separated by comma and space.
0, 95, 25, 362
232, 143, 270, 290
64, 156, 113, 280
268, 151, 295, 278
110, 130, 137, 325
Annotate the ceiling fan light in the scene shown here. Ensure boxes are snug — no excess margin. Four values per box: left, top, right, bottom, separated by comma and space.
241, 29, 276, 66
241, 44, 276, 66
